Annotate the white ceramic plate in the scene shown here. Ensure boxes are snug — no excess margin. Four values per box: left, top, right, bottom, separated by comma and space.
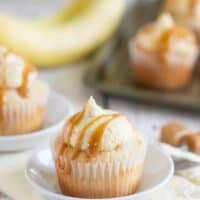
25, 144, 174, 200
0, 91, 73, 152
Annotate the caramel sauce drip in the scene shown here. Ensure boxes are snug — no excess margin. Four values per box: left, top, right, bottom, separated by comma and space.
56, 114, 79, 172
87, 114, 121, 158
72, 114, 115, 160
57, 106, 86, 173
158, 27, 191, 63
164, 27, 190, 41
57, 103, 121, 173
56, 114, 81, 163
17, 64, 36, 97
64, 108, 86, 144
57, 113, 80, 158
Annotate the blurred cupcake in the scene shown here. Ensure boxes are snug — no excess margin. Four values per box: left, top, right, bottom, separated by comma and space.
129, 13, 198, 90
0, 47, 49, 135
164, 0, 200, 37
54, 97, 146, 198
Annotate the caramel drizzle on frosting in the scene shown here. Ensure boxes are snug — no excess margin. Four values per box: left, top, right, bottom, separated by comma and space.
0, 51, 36, 105
158, 27, 191, 63
57, 101, 123, 173
57, 107, 87, 173
64, 107, 86, 145
72, 114, 121, 159
87, 114, 121, 158
17, 64, 36, 97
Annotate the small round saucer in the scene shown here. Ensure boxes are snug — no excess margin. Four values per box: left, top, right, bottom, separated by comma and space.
0, 91, 73, 152
26, 144, 174, 200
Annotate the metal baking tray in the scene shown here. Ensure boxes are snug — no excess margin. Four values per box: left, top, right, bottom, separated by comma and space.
85, 0, 200, 111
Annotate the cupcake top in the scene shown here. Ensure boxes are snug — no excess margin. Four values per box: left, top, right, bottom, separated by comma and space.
164, 0, 200, 27
55, 97, 145, 162
134, 13, 198, 58
0, 47, 37, 91
0, 47, 39, 105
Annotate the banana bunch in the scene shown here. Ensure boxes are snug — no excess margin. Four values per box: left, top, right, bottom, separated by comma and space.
0, 0, 125, 67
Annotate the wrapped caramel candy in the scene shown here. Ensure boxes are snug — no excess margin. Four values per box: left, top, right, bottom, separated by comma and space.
160, 121, 192, 146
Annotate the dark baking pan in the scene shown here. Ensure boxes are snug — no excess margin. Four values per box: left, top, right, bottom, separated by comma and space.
85, 0, 200, 111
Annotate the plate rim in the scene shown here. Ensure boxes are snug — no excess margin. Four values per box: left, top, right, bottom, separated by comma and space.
25, 143, 174, 200
0, 89, 74, 153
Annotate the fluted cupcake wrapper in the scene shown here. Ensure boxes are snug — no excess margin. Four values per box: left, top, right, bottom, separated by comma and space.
128, 42, 197, 90
0, 88, 49, 135
54, 144, 146, 198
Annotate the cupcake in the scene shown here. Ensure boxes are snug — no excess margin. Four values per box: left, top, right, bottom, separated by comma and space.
129, 13, 198, 90
53, 97, 146, 198
0, 47, 49, 135
164, 0, 200, 38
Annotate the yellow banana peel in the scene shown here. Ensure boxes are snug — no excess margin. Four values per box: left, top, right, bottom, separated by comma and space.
0, 0, 125, 67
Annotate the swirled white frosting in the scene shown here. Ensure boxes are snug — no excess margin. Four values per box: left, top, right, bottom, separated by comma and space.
0, 47, 37, 89
67, 97, 139, 152
135, 13, 174, 51
134, 13, 198, 59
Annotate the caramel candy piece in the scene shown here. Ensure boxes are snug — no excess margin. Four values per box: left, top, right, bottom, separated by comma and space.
185, 133, 200, 154
160, 121, 192, 146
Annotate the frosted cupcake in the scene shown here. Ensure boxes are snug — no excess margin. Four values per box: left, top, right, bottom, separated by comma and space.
54, 97, 146, 198
129, 13, 198, 90
164, 0, 200, 38
0, 47, 49, 135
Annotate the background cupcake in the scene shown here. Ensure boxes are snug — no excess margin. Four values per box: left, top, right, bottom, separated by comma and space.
129, 13, 198, 90
0, 47, 49, 135
54, 97, 146, 198
164, 0, 200, 45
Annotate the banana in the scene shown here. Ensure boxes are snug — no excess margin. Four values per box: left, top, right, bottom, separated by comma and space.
0, 0, 92, 27
32, 0, 95, 26
0, 0, 125, 67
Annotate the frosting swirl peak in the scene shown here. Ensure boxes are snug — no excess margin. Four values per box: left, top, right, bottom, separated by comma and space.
63, 97, 136, 158
0, 47, 37, 90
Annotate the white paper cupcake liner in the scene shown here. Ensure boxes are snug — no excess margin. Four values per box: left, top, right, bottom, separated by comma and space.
55, 142, 146, 198
128, 41, 198, 90
0, 84, 49, 135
